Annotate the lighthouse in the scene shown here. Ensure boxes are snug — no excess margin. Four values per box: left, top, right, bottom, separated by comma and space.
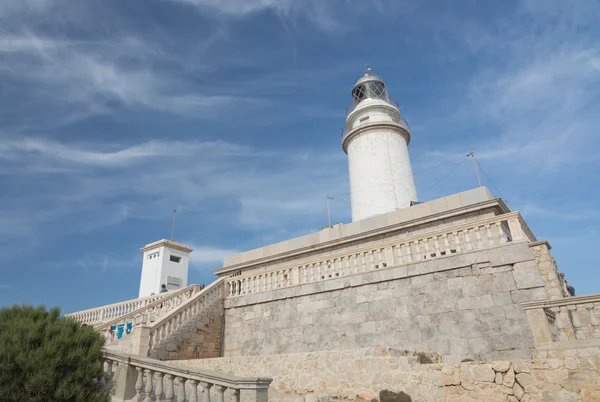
342, 68, 418, 222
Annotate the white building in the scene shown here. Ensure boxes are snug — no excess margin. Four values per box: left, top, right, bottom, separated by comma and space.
138, 239, 193, 297
343, 69, 418, 222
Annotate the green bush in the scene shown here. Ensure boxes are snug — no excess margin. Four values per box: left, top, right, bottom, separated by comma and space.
0, 305, 109, 402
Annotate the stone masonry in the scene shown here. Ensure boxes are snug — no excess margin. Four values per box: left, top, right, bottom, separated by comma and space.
223, 242, 549, 362
177, 346, 600, 402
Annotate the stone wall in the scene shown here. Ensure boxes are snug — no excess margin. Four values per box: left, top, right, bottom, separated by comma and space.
223, 243, 549, 361
530, 241, 567, 300
176, 347, 600, 402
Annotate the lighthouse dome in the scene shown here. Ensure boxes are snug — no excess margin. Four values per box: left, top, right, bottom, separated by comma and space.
351, 70, 388, 104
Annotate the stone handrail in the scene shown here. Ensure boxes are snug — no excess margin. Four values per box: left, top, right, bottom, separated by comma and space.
65, 289, 187, 325
95, 284, 203, 333
523, 294, 600, 348
102, 349, 271, 402
227, 212, 535, 297
147, 278, 226, 352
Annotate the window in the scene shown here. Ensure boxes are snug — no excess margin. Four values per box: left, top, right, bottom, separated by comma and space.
170, 255, 182, 263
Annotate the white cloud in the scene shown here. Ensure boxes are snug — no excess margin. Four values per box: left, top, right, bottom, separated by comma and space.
0, 137, 256, 168
187, 245, 240, 268
166, 0, 399, 31
0, 32, 264, 128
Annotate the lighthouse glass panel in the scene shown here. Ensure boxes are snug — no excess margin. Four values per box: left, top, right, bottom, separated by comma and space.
352, 81, 387, 104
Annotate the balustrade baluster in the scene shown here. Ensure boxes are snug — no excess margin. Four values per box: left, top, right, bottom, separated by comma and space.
405, 243, 412, 263
200, 382, 213, 402
584, 304, 600, 337
485, 224, 494, 246
163, 374, 174, 402
496, 222, 507, 243
567, 305, 584, 339
104, 360, 113, 390
154, 372, 164, 401
465, 229, 473, 251
214, 385, 226, 402
415, 240, 422, 260
476, 226, 485, 249
110, 361, 118, 395
175, 377, 186, 402
143, 370, 154, 402
423, 239, 431, 259
433, 237, 441, 257
188, 380, 199, 402
133, 367, 143, 402
549, 307, 564, 341
226, 389, 238, 402
442, 234, 450, 255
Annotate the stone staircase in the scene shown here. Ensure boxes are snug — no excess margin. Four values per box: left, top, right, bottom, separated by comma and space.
149, 295, 224, 360
104, 278, 226, 360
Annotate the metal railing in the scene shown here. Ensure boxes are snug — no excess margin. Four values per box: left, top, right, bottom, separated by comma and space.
345, 95, 400, 117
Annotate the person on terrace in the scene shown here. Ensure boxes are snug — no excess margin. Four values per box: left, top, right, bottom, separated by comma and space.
559, 272, 576, 297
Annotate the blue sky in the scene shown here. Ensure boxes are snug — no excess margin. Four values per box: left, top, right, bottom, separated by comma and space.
1, 0, 599, 313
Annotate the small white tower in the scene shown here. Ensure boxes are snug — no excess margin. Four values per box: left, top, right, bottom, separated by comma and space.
342, 68, 418, 222
138, 239, 193, 298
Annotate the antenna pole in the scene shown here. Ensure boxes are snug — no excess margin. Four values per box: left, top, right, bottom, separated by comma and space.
470, 149, 482, 187
326, 196, 332, 228
171, 209, 177, 240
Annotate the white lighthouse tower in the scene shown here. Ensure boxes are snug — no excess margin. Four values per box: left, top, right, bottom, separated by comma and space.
342, 68, 418, 222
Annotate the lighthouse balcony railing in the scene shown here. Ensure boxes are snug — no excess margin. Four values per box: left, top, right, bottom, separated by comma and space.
226, 211, 536, 298
345, 95, 400, 117
341, 114, 409, 139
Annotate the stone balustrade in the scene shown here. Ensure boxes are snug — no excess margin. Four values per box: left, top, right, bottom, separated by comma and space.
523, 294, 600, 349
227, 212, 535, 297
95, 285, 203, 336
147, 279, 226, 354
66, 285, 201, 326
102, 349, 271, 402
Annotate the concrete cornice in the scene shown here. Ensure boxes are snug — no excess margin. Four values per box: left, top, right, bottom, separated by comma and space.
213, 197, 510, 276
522, 294, 600, 310
141, 239, 193, 253
528, 240, 552, 250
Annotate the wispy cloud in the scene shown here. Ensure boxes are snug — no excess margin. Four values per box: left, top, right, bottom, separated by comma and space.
165, 0, 401, 31
186, 245, 240, 268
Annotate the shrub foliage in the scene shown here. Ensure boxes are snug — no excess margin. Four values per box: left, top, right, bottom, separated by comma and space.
0, 305, 109, 402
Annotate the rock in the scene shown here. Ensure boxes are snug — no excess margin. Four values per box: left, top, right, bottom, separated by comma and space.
515, 373, 533, 389
305, 395, 319, 402
492, 361, 511, 372
513, 361, 530, 373
507, 396, 519, 402
469, 364, 495, 382
495, 372, 503, 385
379, 390, 413, 402
513, 382, 524, 400
357, 391, 375, 401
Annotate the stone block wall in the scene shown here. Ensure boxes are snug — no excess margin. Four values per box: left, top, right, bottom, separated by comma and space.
223, 243, 550, 362
530, 241, 568, 300
177, 347, 600, 402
